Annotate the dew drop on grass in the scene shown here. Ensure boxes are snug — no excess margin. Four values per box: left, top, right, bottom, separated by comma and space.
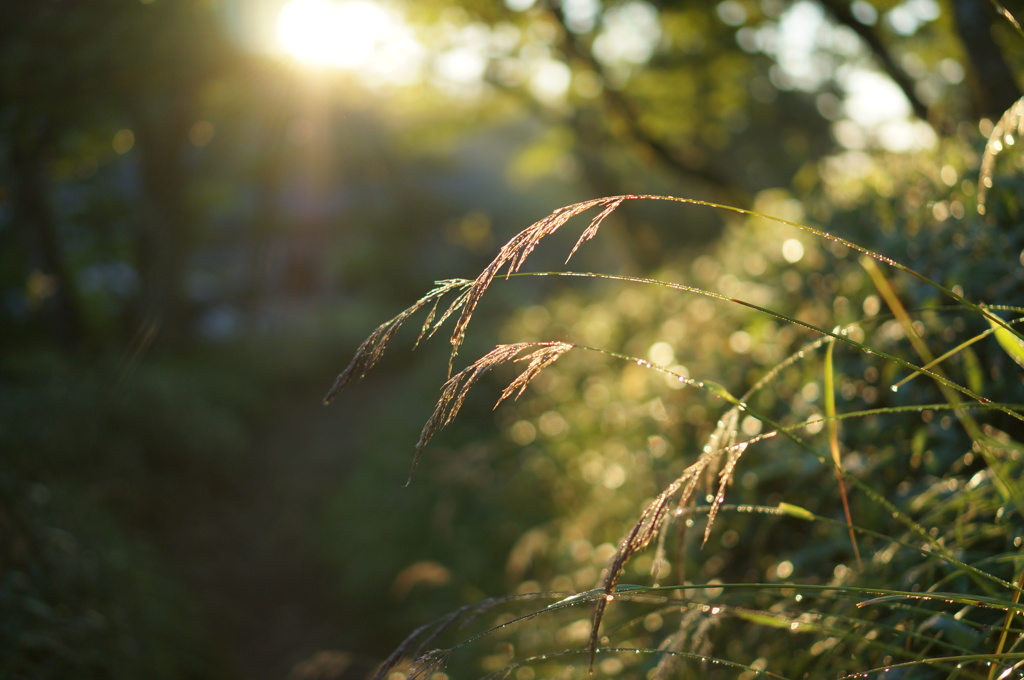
890, 385, 899, 393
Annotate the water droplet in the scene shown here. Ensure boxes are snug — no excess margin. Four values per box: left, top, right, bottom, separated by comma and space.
890, 385, 899, 393
605, 594, 615, 602
710, 606, 722, 615
797, 351, 805, 358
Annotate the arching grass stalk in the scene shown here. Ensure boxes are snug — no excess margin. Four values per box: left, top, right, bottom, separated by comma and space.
509, 270, 1023, 424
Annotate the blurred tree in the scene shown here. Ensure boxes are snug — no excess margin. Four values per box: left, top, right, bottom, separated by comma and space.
950, 0, 1022, 118
403, 0, 1022, 265
0, 0, 101, 348
5, 0, 1017, 348
0, 0, 238, 349
90, 0, 239, 347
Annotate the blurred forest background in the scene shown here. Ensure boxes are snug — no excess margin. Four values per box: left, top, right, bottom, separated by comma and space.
2, 0, 1022, 678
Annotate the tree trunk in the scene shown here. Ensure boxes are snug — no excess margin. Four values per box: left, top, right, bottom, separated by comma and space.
8, 129, 84, 349
130, 97, 196, 348
951, 0, 1022, 120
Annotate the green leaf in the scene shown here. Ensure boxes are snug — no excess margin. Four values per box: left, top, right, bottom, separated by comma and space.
985, 311, 1024, 369
777, 502, 815, 521
962, 346, 985, 395
734, 609, 817, 632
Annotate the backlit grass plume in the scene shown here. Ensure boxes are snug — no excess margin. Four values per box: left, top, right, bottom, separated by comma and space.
409, 341, 574, 484
322, 278, 473, 405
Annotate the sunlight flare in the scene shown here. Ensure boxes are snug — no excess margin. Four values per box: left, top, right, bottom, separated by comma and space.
277, 0, 415, 73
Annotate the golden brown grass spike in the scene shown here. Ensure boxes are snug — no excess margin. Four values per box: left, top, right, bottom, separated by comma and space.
498, 342, 575, 403
586, 406, 777, 667
702, 408, 761, 545
587, 463, 706, 669
408, 342, 574, 484
448, 197, 630, 375
322, 279, 473, 406
566, 196, 625, 263
978, 95, 1024, 215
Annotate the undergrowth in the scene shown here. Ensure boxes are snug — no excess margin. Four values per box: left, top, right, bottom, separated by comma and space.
328, 99, 1024, 679
0, 345, 298, 679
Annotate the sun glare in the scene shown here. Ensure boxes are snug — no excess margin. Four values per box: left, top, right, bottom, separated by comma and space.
277, 0, 412, 72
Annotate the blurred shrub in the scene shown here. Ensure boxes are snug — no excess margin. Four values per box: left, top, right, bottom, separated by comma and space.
327, 120, 1024, 678
0, 478, 225, 680
0, 346, 289, 678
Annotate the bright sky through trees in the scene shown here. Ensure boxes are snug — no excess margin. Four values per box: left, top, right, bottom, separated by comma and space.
276, 0, 422, 82
268, 0, 944, 151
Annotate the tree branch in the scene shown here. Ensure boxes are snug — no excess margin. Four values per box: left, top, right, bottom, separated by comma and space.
542, 1, 748, 205
815, 0, 932, 124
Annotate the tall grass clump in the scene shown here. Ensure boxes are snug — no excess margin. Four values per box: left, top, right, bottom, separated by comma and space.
327, 98, 1024, 679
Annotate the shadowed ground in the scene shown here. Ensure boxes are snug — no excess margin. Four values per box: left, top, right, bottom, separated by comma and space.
159, 384, 392, 680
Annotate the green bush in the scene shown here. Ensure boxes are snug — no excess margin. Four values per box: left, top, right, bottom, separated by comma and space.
327, 104, 1024, 679
0, 348, 277, 679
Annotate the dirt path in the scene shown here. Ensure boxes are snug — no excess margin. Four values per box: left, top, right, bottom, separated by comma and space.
163, 385, 387, 680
